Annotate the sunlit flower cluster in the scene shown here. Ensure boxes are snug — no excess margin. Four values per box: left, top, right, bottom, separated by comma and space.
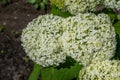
50, 0, 120, 15
79, 60, 120, 80
21, 13, 116, 67
21, 14, 66, 67
60, 13, 116, 66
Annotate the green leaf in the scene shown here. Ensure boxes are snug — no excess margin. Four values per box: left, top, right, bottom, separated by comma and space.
117, 14, 120, 20
113, 34, 120, 60
50, 6, 72, 18
56, 57, 76, 69
0, 25, 5, 32
50, 6, 61, 15
102, 8, 114, 14
34, 3, 39, 9
41, 63, 82, 80
40, 2, 45, 10
28, 63, 42, 80
43, 0, 48, 4
27, 0, 36, 4
113, 21, 120, 59
60, 11, 72, 18
107, 13, 116, 23
113, 21, 120, 37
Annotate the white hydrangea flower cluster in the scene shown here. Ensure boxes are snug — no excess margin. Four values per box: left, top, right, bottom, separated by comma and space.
21, 13, 116, 67
79, 60, 120, 80
50, 0, 101, 15
21, 14, 66, 67
104, 0, 120, 10
50, 0, 120, 15
64, 0, 101, 15
59, 13, 116, 66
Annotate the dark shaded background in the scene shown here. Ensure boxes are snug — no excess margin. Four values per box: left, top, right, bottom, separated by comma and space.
0, 0, 50, 80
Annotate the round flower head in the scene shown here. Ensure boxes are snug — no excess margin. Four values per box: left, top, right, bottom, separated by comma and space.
79, 60, 120, 80
59, 13, 116, 66
21, 14, 66, 67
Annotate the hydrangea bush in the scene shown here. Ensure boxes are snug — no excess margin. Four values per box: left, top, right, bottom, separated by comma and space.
21, 13, 116, 67
21, 0, 120, 80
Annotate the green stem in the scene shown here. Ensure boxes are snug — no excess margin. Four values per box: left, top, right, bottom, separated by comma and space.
28, 63, 42, 80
